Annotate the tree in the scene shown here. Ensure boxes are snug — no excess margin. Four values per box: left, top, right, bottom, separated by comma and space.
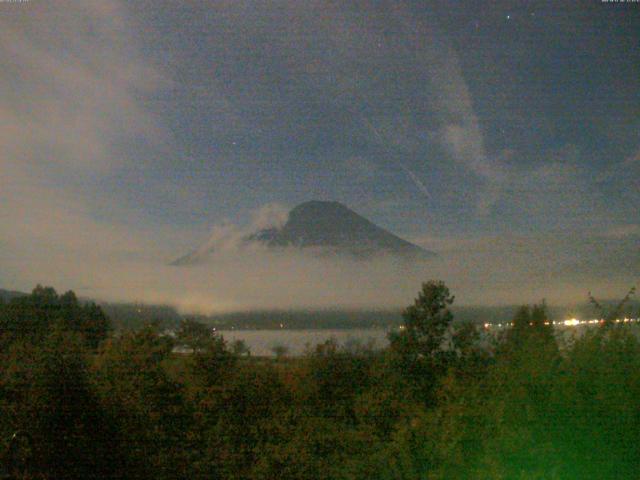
391, 281, 455, 359
271, 344, 289, 360
92, 327, 190, 479
389, 281, 455, 402
231, 339, 251, 357
501, 302, 557, 357
0, 330, 126, 479
449, 320, 487, 377
303, 338, 374, 423
0, 286, 110, 349
176, 318, 212, 353
189, 333, 237, 386
589, 286, 636, 327
555, 318, 640, 478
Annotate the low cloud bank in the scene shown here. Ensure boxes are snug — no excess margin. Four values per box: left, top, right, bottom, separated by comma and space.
4, 212, 637, 314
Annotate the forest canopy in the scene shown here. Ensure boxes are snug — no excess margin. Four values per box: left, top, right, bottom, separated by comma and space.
0, 282, 638, 479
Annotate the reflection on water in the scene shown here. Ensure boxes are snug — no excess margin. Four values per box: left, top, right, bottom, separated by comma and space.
217, 328, 391, 357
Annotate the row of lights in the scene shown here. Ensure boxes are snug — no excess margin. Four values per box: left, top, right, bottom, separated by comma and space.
483, 318, 639, 329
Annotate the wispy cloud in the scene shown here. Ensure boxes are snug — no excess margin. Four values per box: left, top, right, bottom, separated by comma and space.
318, 1, 506, 213
0, 0, 189, 288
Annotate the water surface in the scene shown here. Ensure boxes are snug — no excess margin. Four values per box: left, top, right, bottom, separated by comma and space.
217, 328, 391, 356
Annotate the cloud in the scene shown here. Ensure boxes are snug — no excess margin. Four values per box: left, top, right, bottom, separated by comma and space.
318, 1, 505, 212
412, 231, 638, 305
0, 0, 191, 287
249, 203, 289, 231
129, 202, 637, 313
1, 2, 635, 314
78, 224, 636, 313
489, 144, 618, 231
0, 1, 165, 174
597, 147, 640, 183
602, 225, 640, 239
179, 203, 289, 260
429, 55, 509, 215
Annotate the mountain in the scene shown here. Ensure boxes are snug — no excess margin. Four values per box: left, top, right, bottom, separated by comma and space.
173, 200, 435, 265
0, 288, 27, 302
246, 201, 434, 258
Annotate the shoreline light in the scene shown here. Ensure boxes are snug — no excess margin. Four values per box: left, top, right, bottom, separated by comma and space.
480, 318, 639, 329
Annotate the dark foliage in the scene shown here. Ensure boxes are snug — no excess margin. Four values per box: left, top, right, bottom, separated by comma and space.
0, 285, 111, 349
0, 283, 638, 479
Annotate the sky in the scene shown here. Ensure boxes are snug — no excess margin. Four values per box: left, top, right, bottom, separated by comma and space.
1, 0, 638, 311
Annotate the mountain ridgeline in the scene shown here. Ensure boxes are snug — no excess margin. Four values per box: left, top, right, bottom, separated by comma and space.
173, 200, 435, 265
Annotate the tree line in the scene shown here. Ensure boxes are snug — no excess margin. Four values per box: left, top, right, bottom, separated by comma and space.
0, 282, 638, 479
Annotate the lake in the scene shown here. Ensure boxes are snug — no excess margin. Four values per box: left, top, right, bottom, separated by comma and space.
216, 328, 392, 356
216, 321, 640, 356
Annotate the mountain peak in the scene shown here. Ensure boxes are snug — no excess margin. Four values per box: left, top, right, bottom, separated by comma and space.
172, 201, 435, 265
291, 200, 349, 212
